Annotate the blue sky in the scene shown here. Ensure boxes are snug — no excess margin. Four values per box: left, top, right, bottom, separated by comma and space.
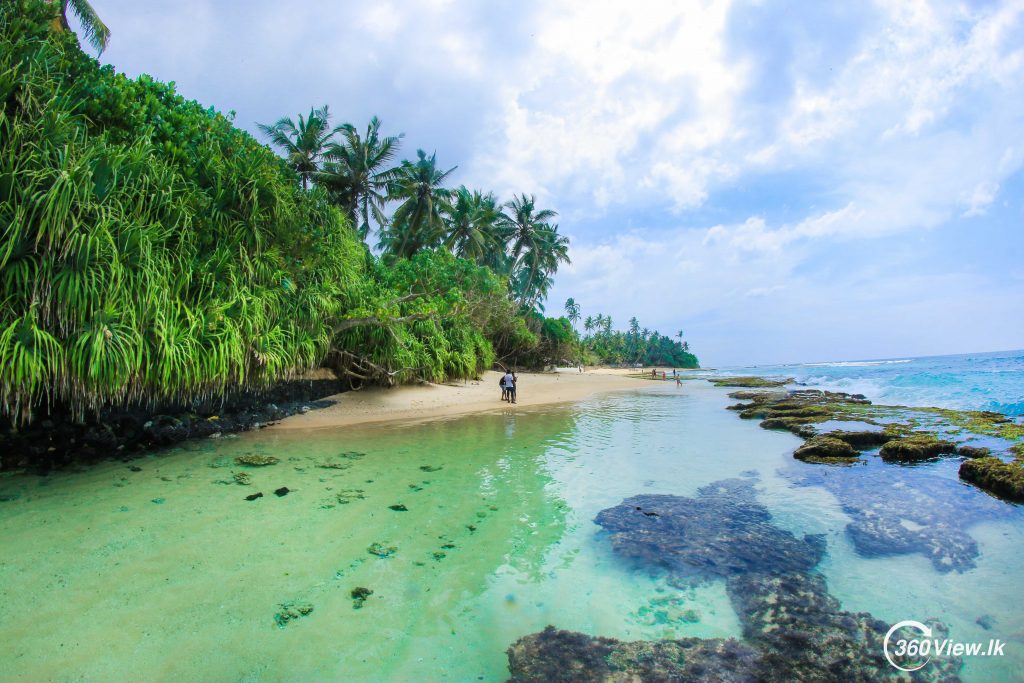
80, 0, 1024, 366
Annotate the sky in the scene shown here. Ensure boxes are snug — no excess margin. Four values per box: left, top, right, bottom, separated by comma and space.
78, 0, 1024, 366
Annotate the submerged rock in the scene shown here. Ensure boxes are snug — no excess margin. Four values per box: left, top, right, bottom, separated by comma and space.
728, 571, 960, 682
507, 626, 761, 683
512, 478, 961, 682
789, 465, 1009, 572
388, 504, 408, 511
245, 492, 263, 501
232, 472, 252, 485
351, 586, 373, 609
959, 457, 1024, 503
367, 542, 397, 558
273, 486, 290, 497
594, 479, 825, 579
235, 454, 279, 467
274, 601, 313, 628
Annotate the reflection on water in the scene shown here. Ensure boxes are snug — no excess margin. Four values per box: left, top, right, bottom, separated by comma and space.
0, 382, 1021, 681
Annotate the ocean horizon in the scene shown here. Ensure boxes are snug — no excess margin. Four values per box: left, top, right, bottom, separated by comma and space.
709, 348, 1024, 417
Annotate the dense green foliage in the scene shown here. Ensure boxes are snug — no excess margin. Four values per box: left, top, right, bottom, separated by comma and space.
0, 1, 516, 424
0, 1, 697, 429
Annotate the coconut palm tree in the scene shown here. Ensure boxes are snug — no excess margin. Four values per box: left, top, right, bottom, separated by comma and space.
583, 315, 594, 337
378, 150, 455, 259
504, 194, 558, 267
564, 298, 581, 328
258, 106, 334, 190
52, 0, 110, 54
318, 116, 403, 241
443, 187, 507, 265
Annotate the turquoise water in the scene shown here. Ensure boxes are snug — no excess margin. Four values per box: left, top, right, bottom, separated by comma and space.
0, 380, 1022, 680
716, 349, 1024, 416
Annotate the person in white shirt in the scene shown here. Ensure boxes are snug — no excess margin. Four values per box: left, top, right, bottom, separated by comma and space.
502, 370, 517, 404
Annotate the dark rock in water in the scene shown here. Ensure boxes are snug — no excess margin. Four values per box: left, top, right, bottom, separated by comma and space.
789, 465, 1009, 573
274, 487, 290, 497
879, 435, 958, 462
151, 497, 165, 504
245, 492, 263, 501
523, 478, 964, 682
506, 626, 761, 683
728, 571, 961, 682
388, 504, 408, 511
793, 436, 859, 463
710, 376, 793, 388
419, 465, 443, 472
367, 542, 396, 558
351, 586, 373, 609
274, 601, 314, 627
235, 454, 279, 467
959, 457, 1024, 503
129, 465, 142, 472
956, 445, 991, 459
826, 430, 894, 450
594, 478, 825, 579
976, 614, 995, 630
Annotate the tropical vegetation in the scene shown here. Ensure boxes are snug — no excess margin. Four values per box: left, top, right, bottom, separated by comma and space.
0, 0, 695, 431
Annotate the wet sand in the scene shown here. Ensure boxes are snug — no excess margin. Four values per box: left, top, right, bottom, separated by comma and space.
271, 368, 648, 431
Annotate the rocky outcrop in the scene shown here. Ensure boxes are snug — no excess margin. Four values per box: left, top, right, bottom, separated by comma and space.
959, 457, 1024, 503
0, 377, 349, 472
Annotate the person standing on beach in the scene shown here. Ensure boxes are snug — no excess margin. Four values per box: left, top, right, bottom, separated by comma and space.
503, 370, 517, 404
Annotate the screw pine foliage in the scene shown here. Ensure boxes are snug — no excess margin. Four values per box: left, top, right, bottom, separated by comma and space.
0, 1, 513, 426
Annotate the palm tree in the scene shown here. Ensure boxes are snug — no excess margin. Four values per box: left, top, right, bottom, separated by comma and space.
512, 223, 570, 308
258, 106, 334, 190
677, 330, 684, 341
318, 117, 403, 241
443, 187, 506, 265
52, 0, 110, 54
583, 315, 595, 336
504, 194, 558, 268
564, 298, 581, 328
378, 150, 456, 259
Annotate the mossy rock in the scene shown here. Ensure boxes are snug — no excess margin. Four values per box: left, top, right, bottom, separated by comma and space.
760, 416, 828, 434
794, 436, 859, 463
710, 376, 793, 388
879, 435, 957, 462
235, 455, 279, 467
727, 390, 787, 402
825, 430, 894, 450
957, 445, 992, 459
960, 457, 1024, 502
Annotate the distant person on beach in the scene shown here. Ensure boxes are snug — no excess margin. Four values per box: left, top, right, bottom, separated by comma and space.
502, 370, 517, 404
651, 368, 657, 379
499, 372, 508, 401
675, 376, 682, 387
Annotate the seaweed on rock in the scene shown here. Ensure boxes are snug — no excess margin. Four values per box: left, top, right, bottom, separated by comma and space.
507, 626, 761, 683
959, 457, 1024, 503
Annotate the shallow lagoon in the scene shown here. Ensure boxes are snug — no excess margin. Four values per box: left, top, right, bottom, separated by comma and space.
1, 381, 1022, 681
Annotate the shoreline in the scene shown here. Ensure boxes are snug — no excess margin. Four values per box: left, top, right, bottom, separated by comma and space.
269, 368, 648, 431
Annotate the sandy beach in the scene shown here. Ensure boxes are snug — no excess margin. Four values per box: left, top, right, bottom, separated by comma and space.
271, 368, 647, 430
